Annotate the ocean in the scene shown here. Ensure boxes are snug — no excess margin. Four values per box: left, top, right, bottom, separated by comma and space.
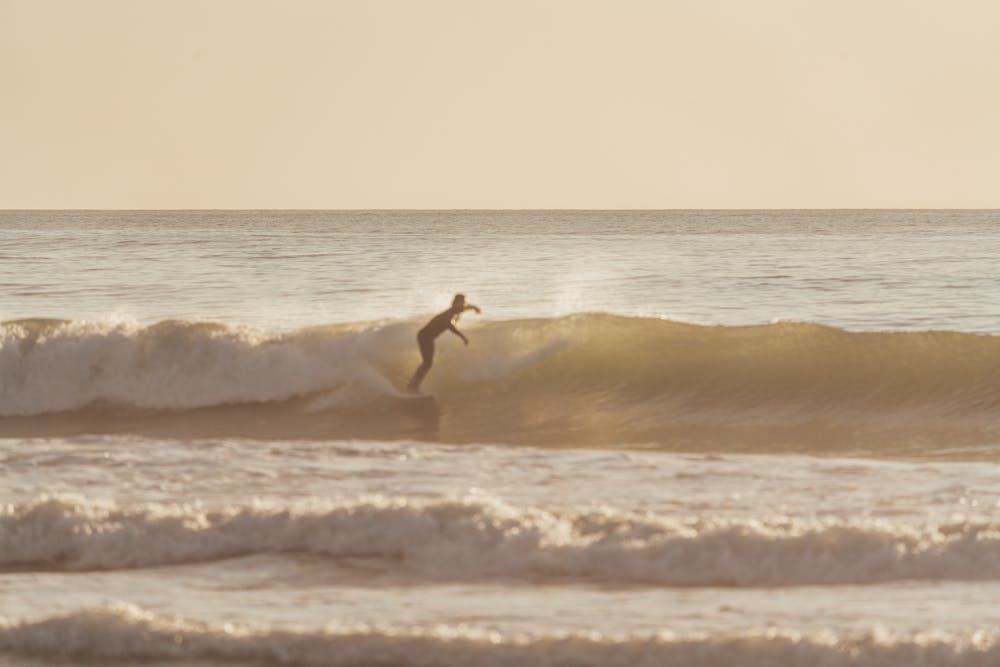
2, 209, 1000, 666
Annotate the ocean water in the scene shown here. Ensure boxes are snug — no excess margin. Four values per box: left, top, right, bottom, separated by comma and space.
2, 209, 1000, 666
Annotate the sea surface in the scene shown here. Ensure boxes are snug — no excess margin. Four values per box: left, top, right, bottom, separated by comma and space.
2, 209, 1000, 666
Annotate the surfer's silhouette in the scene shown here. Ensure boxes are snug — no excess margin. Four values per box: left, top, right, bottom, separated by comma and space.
407, 293, 481, 392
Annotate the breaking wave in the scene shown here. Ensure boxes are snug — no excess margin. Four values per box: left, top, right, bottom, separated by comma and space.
2, 603, 999, 667
2, 315, 1000, 454
4, 495, 1000, 586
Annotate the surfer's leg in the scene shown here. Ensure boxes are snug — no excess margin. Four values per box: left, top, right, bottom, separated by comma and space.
408, 335, 435, 391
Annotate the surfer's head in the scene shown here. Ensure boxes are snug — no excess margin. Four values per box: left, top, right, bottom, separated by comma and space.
452, 293, 467, 309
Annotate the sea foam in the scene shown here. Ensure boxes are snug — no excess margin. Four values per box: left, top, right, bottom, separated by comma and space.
2, 603, 998, 667
3, 496, 1000, 586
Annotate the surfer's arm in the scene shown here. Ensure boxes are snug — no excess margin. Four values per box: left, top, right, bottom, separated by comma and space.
448, 323, 469, 345
465, 304, 481, 314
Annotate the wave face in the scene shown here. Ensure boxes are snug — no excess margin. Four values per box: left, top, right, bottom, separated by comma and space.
2, 603, 999, 667
4, 496, 1000, 586
2, 315, 1000, 453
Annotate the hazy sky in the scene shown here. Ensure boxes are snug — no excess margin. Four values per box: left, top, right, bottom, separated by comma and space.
2, 1, 999, 208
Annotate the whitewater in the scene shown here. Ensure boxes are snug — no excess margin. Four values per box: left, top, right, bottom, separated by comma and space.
3, 315, 1000, 456
2, 209, 1000, 667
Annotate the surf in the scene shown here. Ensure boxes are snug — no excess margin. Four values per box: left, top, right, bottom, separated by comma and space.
2, 314, 1000, 456
4, 603, 1000, 667
5, 495, 1000, 586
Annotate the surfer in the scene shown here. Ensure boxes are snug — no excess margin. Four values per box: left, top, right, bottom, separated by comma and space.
407, 293, 481, 392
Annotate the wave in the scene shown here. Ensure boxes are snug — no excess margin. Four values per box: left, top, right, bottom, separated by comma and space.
3, 315, 1000, 454
4, 495, 1000, 586
2, 603, 999, 667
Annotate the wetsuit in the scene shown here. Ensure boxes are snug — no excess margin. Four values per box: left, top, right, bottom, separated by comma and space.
408, 308, 466, 391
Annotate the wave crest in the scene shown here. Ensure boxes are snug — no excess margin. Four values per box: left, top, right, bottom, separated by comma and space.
4, 495, 1000, 586
2, 603, 999, 667
3, 315, 1000, 453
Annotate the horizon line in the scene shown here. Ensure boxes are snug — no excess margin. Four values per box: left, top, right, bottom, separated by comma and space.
4, 207, 1000, 213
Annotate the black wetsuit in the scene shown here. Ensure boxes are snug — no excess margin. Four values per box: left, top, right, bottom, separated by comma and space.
408, 308, 464, 391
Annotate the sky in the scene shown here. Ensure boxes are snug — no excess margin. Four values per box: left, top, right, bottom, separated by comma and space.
2, 0, 999, 209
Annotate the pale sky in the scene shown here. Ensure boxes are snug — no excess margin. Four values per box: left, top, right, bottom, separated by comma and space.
2, 0, 999, 209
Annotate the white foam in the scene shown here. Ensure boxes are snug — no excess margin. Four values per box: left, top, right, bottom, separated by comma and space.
1, 603, 998, 667
0, 319, 413, 416
4, 495, 1000, 586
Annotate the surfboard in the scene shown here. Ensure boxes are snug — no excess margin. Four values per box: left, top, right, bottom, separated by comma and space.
396, 392, 439, 424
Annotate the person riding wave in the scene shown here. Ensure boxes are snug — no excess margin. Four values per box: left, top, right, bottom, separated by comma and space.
407, 293, 481, 392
